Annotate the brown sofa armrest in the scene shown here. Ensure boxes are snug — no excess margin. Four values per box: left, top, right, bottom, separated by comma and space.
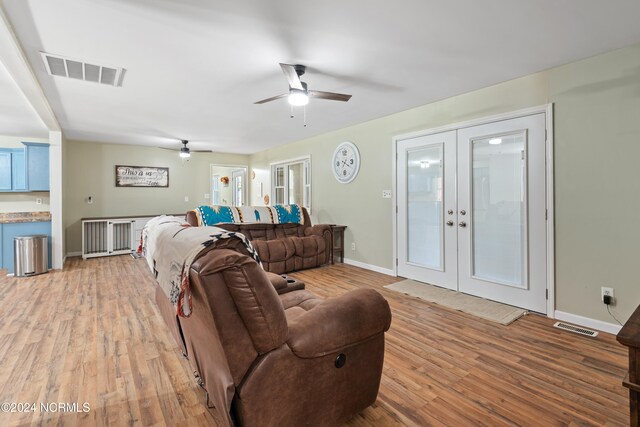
264, 271, 288, 292
304, 224, 332, 264
287, 288, 391, 358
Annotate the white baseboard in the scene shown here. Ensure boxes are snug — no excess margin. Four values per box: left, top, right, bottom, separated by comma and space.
66, 251, 82, 258
554, 310, 622, 335
343, 258, 395, 276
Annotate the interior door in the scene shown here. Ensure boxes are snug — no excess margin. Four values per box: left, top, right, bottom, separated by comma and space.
232, 169, 244, 206
457, 114, 547, 313
397, 131, 458, 290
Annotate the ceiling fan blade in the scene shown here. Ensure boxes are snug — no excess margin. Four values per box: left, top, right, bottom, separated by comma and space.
280, 63, 303, 90
159, 147, 179, 151
191, 150, 213, 153
309, 90, 352, 102
254, 93, 288, 104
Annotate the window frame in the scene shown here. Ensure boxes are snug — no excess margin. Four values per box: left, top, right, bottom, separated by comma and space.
270, 156, 311, 213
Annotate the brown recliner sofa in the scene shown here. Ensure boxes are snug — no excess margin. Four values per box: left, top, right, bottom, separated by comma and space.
156, 241, 392, 426
186, 207, 332, 274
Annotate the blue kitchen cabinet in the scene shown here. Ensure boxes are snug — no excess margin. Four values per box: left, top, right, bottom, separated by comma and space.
11, 150, 26, 191
0, 144, 49, 192
24, 143, 50, 191
1, 221, 52, 274
0, 148, 27, 192
0, 152, 10, 190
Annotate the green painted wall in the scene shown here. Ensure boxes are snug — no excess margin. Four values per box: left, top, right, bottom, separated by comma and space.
64, 140, 248, 253
550, 44, 640, 324
249, 43, 640, 324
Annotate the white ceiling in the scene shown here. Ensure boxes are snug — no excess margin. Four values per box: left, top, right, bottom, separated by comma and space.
0, 58, 48, 138
2, 0, 640, 153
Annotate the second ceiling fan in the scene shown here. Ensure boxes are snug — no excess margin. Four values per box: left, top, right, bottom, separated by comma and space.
255, 63, 352, 106
160, 140, 212, 158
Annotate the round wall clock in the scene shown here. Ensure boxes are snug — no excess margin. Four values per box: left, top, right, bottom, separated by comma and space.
332, 141, 360, 184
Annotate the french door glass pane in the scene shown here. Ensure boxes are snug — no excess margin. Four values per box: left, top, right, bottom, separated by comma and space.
407, 145, 443, 269
472, 132, 527, 286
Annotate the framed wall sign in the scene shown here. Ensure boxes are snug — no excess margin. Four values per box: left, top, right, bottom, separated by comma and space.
115, 165, 169, 187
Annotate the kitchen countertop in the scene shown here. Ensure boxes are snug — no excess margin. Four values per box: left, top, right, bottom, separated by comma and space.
0, 211, 52, 224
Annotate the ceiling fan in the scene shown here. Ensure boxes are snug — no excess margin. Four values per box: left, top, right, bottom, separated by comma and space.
255, 63, 352, 106
160, 140, 212, 158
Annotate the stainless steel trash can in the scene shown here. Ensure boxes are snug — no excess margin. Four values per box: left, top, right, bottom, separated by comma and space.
14, 235, 48, 277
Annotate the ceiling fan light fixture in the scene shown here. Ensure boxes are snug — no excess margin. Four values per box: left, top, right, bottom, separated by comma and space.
179, 139, 191, 158
288, 88, 309, 106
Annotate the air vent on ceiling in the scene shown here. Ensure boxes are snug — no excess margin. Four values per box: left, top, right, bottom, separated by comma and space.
553, 321, 598, 338
40, 52, 124, 87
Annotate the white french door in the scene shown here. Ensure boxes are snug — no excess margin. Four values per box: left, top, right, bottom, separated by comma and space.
397, 131, 458, 290
397, 112, 548, 313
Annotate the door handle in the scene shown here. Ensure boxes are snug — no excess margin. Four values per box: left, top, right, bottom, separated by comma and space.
459, 221, 467, 228
446, 220, 454, 227
459, 210, 466, 215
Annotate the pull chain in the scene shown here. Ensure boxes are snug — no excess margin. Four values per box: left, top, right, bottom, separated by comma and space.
287, 105, 308, 127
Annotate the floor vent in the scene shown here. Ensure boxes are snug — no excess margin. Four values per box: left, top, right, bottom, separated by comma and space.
553, 321, 598, 338
40, 52, 125, 86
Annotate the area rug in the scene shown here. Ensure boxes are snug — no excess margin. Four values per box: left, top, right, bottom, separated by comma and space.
384, 279, 527, 325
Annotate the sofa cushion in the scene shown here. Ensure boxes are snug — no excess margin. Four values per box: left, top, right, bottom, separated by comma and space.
291, 235, 326, 271
273, 223, 306, 239
252, 238, 296, 262
292, 235, 325, 257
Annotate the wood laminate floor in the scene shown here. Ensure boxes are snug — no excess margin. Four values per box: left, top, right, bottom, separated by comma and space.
0, 255, 629, 426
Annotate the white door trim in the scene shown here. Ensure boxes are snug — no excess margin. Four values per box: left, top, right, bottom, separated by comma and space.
392, 103, 555, 317
545, 104, 555, 319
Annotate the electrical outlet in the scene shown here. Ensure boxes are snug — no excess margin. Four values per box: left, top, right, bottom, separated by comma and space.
35, 198, 42, 205
184, 196, 189, 202
601, 287, 614, 302
382, 190, 392, 199
204, 193, 210, 199
351, 242, 356, 251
